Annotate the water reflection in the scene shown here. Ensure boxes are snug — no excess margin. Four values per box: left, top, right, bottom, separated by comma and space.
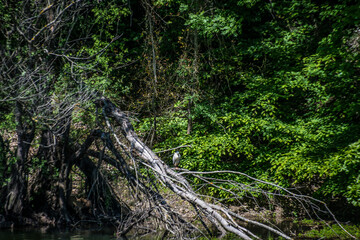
0, 227, 117, 240
0, 221, 313, 240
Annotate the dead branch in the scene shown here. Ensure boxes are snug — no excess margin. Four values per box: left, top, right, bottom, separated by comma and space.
96, 97, 294, 240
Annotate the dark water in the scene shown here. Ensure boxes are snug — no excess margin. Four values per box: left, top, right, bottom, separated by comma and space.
0, 226, 289, 240
0, 228, 118, 240
0, 221, 312, 239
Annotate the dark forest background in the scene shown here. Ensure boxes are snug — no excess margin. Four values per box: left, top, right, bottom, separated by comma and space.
0, 0, 359, 225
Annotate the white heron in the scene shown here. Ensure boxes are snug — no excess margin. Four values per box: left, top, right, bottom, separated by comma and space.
172, 151, 181, 168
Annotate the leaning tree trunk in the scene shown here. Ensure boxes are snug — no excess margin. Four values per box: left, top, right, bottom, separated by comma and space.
96, 97, 292, 240
96, 97, 352, 239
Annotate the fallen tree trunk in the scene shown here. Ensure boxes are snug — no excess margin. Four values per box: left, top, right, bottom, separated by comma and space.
93, 96, 356, 239
96, 97, 293, 240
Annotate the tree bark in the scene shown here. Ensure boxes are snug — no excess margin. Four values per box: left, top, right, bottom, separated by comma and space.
5, 101, 35, 217
187, 99, 192, 135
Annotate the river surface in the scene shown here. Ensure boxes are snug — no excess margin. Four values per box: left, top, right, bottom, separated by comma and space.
0, 226, 282, 240
0, 221, 311, 239
0, 228, 119, 240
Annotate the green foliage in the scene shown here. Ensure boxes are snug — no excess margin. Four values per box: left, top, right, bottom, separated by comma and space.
299, 224, 360, 239
1, 0, 359, 217
134, 0, 360, 209
186, 10, 242, 38
0, 112, 15, 132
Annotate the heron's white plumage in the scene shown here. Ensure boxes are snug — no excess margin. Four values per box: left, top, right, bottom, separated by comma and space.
173, 151, 181, 167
